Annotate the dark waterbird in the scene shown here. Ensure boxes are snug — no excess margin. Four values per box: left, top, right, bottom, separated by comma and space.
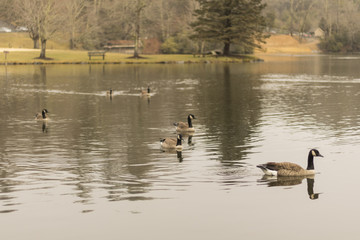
173, 114, 196, 132
257, 149, 324, 176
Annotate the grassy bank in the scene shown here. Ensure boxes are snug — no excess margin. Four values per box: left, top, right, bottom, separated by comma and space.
0, 49, 260, 65
257, 34, 320, 54
0, 33, 321, 65
0, 32, 68, 49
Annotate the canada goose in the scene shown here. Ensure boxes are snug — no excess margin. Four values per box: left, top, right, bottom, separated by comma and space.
257, 149, 323, 176
141, 86, 150, 96
35, 109, 49, 120
173, 114, 196, 132
106, 89, 113, 96
160, 134, 183, 150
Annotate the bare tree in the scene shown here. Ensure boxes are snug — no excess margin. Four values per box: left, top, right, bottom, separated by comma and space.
297, 0, 316, 41
133, 0, 147, 58
14, 0, 41, 48
63, 0, 86, 49
147, 0, 195, 41
100, 0, 134, 41
14, 0, 63, 58
38, 0, 64, 58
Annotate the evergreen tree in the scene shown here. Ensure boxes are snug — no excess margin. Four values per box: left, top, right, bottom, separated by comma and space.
191, 0, 267, 55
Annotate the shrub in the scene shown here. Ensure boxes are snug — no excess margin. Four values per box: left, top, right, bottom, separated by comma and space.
160, 37, 179, 54
319, 35, 343, 52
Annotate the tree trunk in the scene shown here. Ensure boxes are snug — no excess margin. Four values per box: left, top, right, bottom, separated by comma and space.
33, 36, 40, 49
200, 41, 205, 54
289, 0, 294, 37
223, 42, 230, 56
29, 31, 40, 49
133, 0, 146, 58
70, 39, 74, 49
134, 19, 140, 58
70, 27, 76, 49
159, 0, 165, 41
40, 39, 47, 59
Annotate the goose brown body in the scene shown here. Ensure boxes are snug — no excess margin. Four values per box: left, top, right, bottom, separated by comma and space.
174, 122, 193, 131
174, 114, 196, 132
257, 162, 315, 176
35, 109, 49, 121
141, 86, 150, 96
160, 134, 183, 149
106, 89, 113, 96
257, 149, 323, 177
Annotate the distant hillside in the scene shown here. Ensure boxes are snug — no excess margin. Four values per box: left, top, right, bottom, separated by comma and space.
258, 35, 320, 54
0, 32, 68, 50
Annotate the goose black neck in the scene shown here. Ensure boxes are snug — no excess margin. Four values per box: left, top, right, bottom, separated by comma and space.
307, 151, 315, 170
187, 116, 193, 128
42, 110, 47, 119
176, 137, 182, 146
147, 87, 150, 93
307, 178, 315, 195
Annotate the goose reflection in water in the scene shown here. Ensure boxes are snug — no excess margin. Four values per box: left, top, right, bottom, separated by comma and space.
187, 135, 193, 145
179, 132, 194, 146
161, 149, 183, 162
42, 122, 49, 133
106, 90, 113, 101
259, 175, 321, 200
140, 87, 151, 104
176, 151, 183, 162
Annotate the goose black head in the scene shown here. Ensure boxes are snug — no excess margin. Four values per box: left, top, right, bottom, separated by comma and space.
147, 86, 150, 93
176, 134, 183, 145
309, 193, 320, 200
310, 149, 323, 158
188, 114, 196, 120
41, 109, 49, 119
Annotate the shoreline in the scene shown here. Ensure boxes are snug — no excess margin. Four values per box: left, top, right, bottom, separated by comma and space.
0, 46, 325, 66
0, 34, 322, 65
0, 49, 263, 65
0, 59, 264, 65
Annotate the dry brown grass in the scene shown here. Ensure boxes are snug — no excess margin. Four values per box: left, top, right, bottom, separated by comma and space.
0, 32, 68, 50
257, 34, 320, 54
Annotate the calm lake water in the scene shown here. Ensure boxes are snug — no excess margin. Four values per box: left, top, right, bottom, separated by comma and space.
1, 55, 360, 239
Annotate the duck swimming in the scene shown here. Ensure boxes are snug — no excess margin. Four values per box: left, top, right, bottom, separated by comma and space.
35, 109, 49, 121
257, 149, 323, 177
141, 86, 150, 96
106, 89, 113, 96
160, 134, 183, 150
173, 114, 196, 132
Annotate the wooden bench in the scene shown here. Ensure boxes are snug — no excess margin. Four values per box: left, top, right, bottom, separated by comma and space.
193, 50, 221, 58
210, 50, 219, 58
88, 51, 106, 60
